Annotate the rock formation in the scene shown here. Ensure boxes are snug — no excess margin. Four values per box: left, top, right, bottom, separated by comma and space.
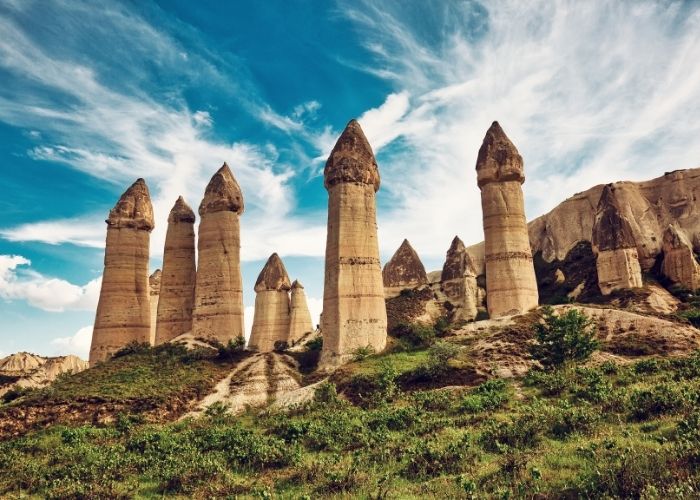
661, 223, 700, 291
90, 178, 154, 366
192, 164, 245, 344
249, 253, 292, 352
155, 197, 196, 345
592, 185, 643, 295
321, 119, 387, 365
382, 239, 428, 298
0, 352, 88, 397
288, 280, 314, 344
148, 269, 161, 345
476, 122, 538, 318
440, 236, 478, 321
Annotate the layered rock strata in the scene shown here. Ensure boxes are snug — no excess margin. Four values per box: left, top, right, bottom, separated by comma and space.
288, 280, 314, 344
148, 269, 161, 345
382, 239, 428, 298
249, 254, 292, 352
440, 236, 478, 321
155, 197, 196, 344
476, 122, 538, 318
661, 223, 700, 291
592, 185, 643, 295
321, 119, 387, 365
192, 164, 245, 344
90, 179, 154, 366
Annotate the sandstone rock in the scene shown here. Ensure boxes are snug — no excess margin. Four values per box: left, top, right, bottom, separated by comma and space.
90, 178, 154, 366
249, 253, 292, 352
662, 223, 700, 291
0, 352, 88, 396
288, 280, 315, 345
321, 119, 387, 367
192, 164, 245, 344
592, 185, 643, 295
382, 239, 428, 298
476, 122, 538, 318
148, 269, 161, 345
440, 236, 478, 321
155, 197, 196, 345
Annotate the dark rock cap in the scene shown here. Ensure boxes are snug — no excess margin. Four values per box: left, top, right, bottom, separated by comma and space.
324, 119, 381, 191
106, 178, 155, 231
254, 253, 292, 292
441, 235, 477, 281
199, 163, 244, 216
291, 279, 304, 290
168, 196, 196, 224
475, 121, 525, 188
592, 185, 636, 251
382, 239, 428, 287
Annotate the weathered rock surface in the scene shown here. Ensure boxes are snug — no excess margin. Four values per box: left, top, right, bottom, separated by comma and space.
592, 185, 643, 295
90, 178, 154, 366
288, 280, 315, 345
476, 122, 538, 318
249, 254, 292, 352
148, 269, 161, 345
321, 120, 387, 367
0, 352, 88, 397
440, 236, 478, 321
155, 197, 196, 345
662, 223, 700, 291
192, 164, 245, 344
383, 239, 428, 298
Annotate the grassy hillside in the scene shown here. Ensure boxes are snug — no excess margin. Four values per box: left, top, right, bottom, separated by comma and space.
0, 340, 699, 498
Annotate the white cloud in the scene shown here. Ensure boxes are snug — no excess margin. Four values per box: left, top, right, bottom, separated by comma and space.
0, 255, 100, 312
50, 325, 92, 360
0, 218, 105, 248
306, 296, 323, 330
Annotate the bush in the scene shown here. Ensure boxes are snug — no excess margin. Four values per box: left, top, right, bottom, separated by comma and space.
402, 435, 478, 479
113, 341, 151, 359
530, 307, 599, 368
460, 379, 509, 414
629, 383, 692, 420
392, 323, 436, 349
352, 345, 376, 361
216, 337, 246, 360
313, 382, 341, 406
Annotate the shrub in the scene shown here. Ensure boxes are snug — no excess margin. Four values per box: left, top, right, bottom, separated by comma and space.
573, 367, 613, 403
402, 434, 478, 479
480, 407, 547, 452
530, 307, 599, 367
313, 382, 341, 406
460, 379, 509, 414
216, 337, 246, 360
113, 341, 151, 359
411, 390, 458, 411
392, 323, 436, 349
352, 345, 376, 361
524, 369, 568, 396
548, 402, 599, 438
629, 384, 692, 420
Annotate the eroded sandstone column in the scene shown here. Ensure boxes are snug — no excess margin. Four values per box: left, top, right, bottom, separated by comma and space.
382, 239, 428, 298
155, 197, 196, 345
288, 280, 314, 344
440, 236, 478, 321
90, 178, 154, 366
248, 253, 291, 352
321, 119, 387, 365
661, 224, 700, 291
192, 164, 245, 344
592, 185, 643, 295
148, 269, 161, 345
476, 122, 538, 318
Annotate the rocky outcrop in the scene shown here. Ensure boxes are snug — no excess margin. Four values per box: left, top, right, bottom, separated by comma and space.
476, 122, 538, 318
155, 197, 196, 345
321, 119, 387, 366
192, 164, 245, 344
662, 224, 700, 291
288, 280, 314, 344
148, 269, 161, 345
382, 239, 428, 298
440, 236, 478, 321
0, 352, 88, 396
249, 254, 292, 352
90, 178, 154, 366
592, 185, 643, 295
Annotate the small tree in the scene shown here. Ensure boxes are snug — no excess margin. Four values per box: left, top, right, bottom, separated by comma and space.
529, 306, 599, 368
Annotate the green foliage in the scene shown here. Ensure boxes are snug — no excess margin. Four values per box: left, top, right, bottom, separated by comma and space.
313, 381, 341, 405
629, 383, 694, 420
392, 322, 436, 348
351, 344, 376, 361
530, 306, 599, 367
216, 337, 246, 360
460, 379, 509, 414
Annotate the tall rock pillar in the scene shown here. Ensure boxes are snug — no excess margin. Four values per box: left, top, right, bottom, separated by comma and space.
90, 178, 154, 366
288, 280, 314, 344
192, 164, 245, 344
249, 253, 292, 352
440, 236, 478, 321
476, 122, 538, 318
155, 197, 196, 344
321, 119, 387, 365
592, 185, 643, 295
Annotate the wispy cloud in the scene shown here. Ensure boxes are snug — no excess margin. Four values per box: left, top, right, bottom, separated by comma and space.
50, 325, 92, 359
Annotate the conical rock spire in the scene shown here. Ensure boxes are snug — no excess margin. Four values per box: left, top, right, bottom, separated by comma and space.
476, 121, 524, 188
324, 119, 380, 191
168, 196, 196, 223
441, 236, 477, 281
199, 163, 244, 215
592, 185, 636, 251
383, 239, 428, 288
107, 178, 154, 231
254, 253, 292, 292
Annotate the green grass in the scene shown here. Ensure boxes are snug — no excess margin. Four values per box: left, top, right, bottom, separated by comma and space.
1, 347, 700, 497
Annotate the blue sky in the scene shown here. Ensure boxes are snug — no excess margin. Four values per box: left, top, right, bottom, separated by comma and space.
1, 0, 699, 359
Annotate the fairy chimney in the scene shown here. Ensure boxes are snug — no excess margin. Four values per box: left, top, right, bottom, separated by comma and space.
476, 122, 538, 317
148, 269, 161, 345
382, 239, 428, 298
90, 178, 154, 366
288, 280, 314, 344
440, 236, 478, 321
248, 253, 292, 352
